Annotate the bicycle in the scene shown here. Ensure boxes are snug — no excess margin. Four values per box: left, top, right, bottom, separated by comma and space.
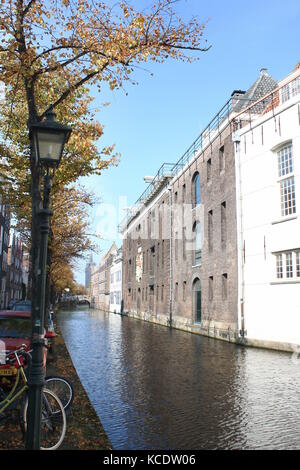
0, 345, 66, 450
1, 344, 74, 413
44, 375, 74, 412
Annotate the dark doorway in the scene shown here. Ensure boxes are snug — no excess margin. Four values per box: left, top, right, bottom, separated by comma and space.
193, 278, 201, 324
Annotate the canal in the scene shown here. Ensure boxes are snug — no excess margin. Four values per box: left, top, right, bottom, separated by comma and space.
58, 308, 300, 450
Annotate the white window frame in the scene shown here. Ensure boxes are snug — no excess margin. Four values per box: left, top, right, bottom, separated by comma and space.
277, 143, 296, 217
274, 250, 300, 282
280, 76, 300, 104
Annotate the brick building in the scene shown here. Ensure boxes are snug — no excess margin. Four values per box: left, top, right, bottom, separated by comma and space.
120, 68, 277, 343
7, 231, 23, 303
0, 194, 10, 309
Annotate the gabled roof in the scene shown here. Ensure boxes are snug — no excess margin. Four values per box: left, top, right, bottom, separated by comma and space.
233, 68, 277, 113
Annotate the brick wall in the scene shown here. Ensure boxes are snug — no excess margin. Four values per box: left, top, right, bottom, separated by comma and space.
122, 122, 239, 342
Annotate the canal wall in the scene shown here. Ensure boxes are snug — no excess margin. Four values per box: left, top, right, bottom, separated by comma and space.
89, 304, 299, 353
122, 308, 299, 353
123, 308, 239, 345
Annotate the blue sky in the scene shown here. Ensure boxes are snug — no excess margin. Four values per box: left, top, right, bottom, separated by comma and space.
75, 0, 300, 284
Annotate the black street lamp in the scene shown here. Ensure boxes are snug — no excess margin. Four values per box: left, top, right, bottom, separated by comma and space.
25, 109, 71, 450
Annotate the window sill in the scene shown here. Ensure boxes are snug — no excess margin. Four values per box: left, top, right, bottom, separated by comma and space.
271, 215, 297, 225
270, 279, 300, 285
192, 264, 202, 268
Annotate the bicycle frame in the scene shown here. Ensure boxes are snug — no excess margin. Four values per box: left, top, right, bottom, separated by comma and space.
0, 356, 28, 415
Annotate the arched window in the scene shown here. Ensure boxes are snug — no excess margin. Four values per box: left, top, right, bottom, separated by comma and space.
192, 172, 201, 207
192, 221, 202, 266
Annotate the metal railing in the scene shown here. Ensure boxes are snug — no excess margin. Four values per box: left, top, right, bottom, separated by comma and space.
171, 97, 233, 175
119, 68, 300, 233
118, 163, 175, 232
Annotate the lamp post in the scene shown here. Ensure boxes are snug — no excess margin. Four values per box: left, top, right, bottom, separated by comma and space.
25, 109, 71, 450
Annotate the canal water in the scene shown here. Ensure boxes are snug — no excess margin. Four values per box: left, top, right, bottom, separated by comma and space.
58, 308, 300, 450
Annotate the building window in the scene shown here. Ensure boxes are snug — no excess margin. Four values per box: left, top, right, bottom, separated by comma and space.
162, 240, 164, 267
159, 206, 162, 239
156, 285, 159, 302
193, 221, 202, 266
286, 252, 293, 278
145, 287, 148, 301
281, 83, 290, 103
221, 202, 227, 248
192, 172, 200, 207
280, 177, 296, 216
278, 144, 293, 177
275, 251, 300, 279
277, 144, 296, 216
219, 145, 225, 173
157, 242, 160, 267
183, 281, 186, 301
175, 282, 178, 301
209, 276, 213, 301
151, 210, 156, 238
208, 210, 213, 252
182, 184, 186, 203
280, 76, 300, 104
174, 191, 178, 204
207, 158, 212, 182
175, 232, 178, 262
222, 273, 228, 300
182, 226, 186, 260
161, 285, 164, 302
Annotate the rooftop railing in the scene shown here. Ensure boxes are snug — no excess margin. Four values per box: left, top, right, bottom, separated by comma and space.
119, 68, 300, 233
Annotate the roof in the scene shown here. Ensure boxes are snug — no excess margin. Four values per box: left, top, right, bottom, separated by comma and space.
0, 311, 31, 318
233, 68, 277, 113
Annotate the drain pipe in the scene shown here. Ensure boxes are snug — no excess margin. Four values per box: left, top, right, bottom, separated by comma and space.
233, 127, 246, 339
168, 184, 173, 328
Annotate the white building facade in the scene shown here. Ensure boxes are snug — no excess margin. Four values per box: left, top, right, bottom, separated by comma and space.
234, 64, 300, 351
109, 248, 122, 313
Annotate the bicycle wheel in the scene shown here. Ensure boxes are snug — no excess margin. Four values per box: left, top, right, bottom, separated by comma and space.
45, 376, 74, 411
22, 388, 67, 450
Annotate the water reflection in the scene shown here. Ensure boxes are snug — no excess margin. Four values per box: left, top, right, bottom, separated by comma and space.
59, 308, 300, 450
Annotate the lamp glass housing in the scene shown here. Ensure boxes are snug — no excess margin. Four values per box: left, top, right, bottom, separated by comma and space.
30, 110, 72, 167
36, 130, 67, 165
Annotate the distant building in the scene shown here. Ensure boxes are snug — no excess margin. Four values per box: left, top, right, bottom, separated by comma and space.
90, 243, 117, 310
109, 248, 123, 313
85, 254, 96, 290
0, 194, 10, 309
7, 231, 23, 303
21, 250, 30, 300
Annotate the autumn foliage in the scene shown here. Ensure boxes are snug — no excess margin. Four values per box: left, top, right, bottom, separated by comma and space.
0, 0, 209, 295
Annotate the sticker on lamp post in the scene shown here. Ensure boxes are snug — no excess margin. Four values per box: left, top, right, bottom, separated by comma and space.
0, 340, 6, 364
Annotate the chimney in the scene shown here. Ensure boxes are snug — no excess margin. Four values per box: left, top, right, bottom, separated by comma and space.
260, 68, 268, 75
231, 89, 246, 106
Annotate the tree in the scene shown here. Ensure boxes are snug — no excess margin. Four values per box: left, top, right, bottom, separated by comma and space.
51, 262, 76, 297
0, 0, 210, 314
50, 185, 100, 296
